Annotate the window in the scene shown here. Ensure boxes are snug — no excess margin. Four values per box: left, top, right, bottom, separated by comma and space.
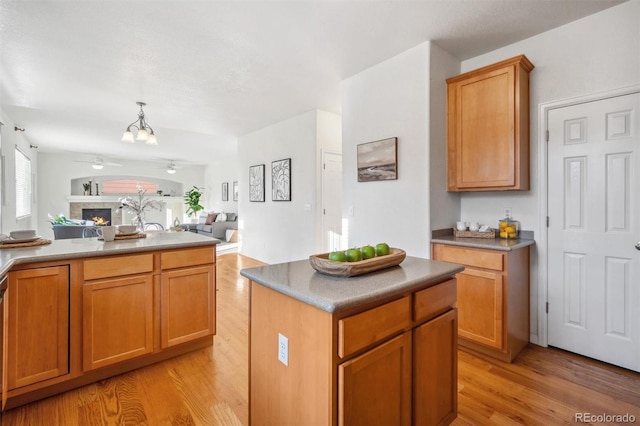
15, 147, 31, 217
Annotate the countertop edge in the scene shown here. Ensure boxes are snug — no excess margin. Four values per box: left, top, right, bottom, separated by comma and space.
1, 237, 220, 276
241, 259, 465, 314
431, 236, 535, 251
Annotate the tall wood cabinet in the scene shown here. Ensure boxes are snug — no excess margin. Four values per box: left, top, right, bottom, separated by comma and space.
446, 55, 534, 191
432, 243, 530, 362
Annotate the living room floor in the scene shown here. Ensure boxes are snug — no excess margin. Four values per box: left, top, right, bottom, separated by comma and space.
2, 254, 638, 425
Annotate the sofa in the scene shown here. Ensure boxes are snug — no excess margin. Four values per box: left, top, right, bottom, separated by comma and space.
195, 212, 238, 241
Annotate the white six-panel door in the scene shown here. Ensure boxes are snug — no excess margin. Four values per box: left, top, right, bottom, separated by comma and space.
548, 92, 640, 372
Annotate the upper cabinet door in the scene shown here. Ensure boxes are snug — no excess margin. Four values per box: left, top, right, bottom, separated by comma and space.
447, 55, 534, 191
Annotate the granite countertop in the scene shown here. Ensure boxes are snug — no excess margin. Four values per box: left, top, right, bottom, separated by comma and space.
431, 235, 535, 251
0, 231, 220, 276
240, 256, 464, 314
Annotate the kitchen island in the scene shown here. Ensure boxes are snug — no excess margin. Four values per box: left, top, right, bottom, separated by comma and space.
0, 231, 218, 410
241, 256, 464, 426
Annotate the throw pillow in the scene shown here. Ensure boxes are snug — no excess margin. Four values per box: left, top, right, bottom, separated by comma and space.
198, 213, 208, 224
225, 229, 238, 243
226, 212, 237, 222
205, 213, 218, 225
216, 212, 227, 222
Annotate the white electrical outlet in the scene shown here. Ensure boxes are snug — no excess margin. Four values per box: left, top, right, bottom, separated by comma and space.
278, 333, 288, 366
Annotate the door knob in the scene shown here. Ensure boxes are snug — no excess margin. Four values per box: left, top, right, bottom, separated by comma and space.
636, 241, 640, 251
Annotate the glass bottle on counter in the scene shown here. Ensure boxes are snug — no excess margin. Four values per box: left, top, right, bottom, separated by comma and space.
498, 211, 519, 239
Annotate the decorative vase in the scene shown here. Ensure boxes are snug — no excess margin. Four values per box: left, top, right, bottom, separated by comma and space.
133, 213, 145, 232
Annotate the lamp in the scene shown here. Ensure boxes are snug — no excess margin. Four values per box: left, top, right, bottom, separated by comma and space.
167, 161, 177, 174
92, 158, 104, 170
122, 101, 158, 145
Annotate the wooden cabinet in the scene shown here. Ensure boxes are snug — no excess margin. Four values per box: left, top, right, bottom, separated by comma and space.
339, 332, 412, 426
83, 274, 154, 370
414, 309, 457, 426
2, 243, 217, 410
5, 266, 69, 390
249, 277, 458, 426
160, 247, 215, 348
82, 254, 154, 370
432, 243, 530, 362
446, 55, 534, 191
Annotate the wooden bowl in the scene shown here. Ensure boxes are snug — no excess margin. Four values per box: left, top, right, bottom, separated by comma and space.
309, 248, 406, 277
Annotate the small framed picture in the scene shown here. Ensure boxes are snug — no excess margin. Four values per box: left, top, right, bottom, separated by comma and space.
272, 158, 291, 201
222, 182, 228, 201
357, 137, 398, 182
233, 181, 238, 201
249, 164, 265, 202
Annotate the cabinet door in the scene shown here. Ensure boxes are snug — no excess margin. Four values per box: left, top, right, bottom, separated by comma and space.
83, 275, 153, 370
447, 55, 532, 191
457, 268, 504, 350
161, 265, 215, 348
452, 65, 516, 189
6, 266, 69, 390
339, 332, 411, 426
413, 309, 457, 426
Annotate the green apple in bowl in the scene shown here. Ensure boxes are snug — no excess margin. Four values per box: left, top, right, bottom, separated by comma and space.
375, 242, 390, 256
328, 251, 346, 262
345, 248, 362, 262
360, 245, 376, 260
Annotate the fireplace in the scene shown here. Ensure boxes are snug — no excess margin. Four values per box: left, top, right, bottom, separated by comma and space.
82, 208, 112, 225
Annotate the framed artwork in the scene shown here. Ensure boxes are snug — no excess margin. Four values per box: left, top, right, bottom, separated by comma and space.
272, 158, 291, 201
357, 137, 398, 182
222, 182, 228, 201
233, 181, 238, 201
249, 164, 265, 202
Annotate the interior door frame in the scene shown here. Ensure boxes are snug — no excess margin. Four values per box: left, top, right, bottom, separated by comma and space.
537, 84, 640, 347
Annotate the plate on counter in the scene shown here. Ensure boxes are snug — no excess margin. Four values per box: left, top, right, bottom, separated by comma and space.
117, 231, 140, 236
1, 236, 42, 244
309, 248, 406, 277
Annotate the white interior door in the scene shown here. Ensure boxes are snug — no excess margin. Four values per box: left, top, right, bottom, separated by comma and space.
321, 151, 343, 252
548, 92, 640, 372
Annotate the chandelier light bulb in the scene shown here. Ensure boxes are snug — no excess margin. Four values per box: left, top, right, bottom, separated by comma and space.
146, 133, 158, 145
121, 130, 135, 143
136, 128, 148, 141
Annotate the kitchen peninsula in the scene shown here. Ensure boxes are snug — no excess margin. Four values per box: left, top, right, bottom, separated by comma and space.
0, 232, 218, 410
241, 256, 464, 426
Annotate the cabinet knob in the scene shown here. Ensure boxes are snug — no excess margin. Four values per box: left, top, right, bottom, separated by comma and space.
636, 241, 640, 251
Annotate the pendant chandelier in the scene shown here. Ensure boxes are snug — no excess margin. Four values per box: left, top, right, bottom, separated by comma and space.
121, 101, 158, 145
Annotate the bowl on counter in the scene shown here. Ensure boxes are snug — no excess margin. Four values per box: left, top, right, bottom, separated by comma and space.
117, 225, 137, 234
10, 229, 37, 240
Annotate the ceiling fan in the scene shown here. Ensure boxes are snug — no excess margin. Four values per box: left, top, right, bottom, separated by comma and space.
74, 156, 123, 170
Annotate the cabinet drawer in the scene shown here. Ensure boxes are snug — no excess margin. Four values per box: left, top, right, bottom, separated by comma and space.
435, 245, 503, 271
84, 254, 154, 281
338, 296, 411, 359
161, 247, 215, 270
413, 279, 456, 323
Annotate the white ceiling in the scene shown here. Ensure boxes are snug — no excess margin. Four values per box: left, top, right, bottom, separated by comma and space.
0, 0, 625, 167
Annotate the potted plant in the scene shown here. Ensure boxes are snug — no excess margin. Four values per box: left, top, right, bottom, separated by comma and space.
184, 186, 204, 219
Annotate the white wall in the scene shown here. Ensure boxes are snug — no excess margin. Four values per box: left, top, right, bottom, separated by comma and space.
203, 144, 239, 214
238, 110, 318, 264
342, 42, 432, 257
457, 0, 640, 341
0, 109, 39, 234
429, 43, 461, 231
37, 152, 205, 239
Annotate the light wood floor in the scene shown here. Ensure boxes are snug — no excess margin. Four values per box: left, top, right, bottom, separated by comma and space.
2, 253, 639, 425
